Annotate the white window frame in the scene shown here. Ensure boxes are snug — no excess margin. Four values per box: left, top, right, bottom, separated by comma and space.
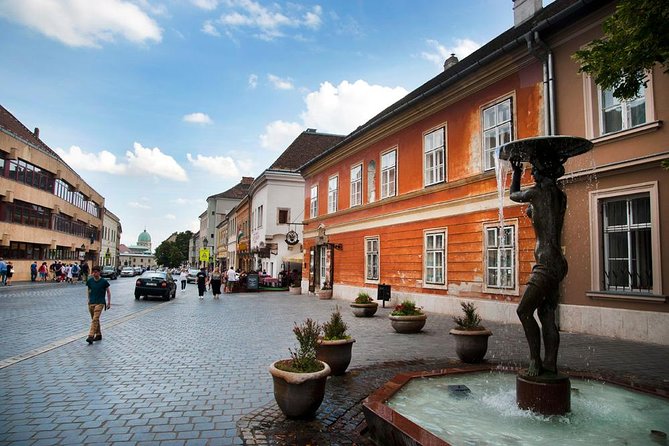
598, 84, 648, 136
423, 229, 447, 289
423, 125, 446, 186
588, 182, 663, 298
483, 221, 519, 295
365, 236, 380, 283
256, 205, 263, 229
380, 148, 397, 199
583, 73, 657, 141
310, 185, 318, 218
482, 97, 513, 171
350, 164, 363, 207
328, 175, 339, 214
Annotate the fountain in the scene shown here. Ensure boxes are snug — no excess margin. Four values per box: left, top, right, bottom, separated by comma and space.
362, 137, 669, 444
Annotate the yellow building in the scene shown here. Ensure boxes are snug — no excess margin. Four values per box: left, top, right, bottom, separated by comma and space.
0, 105, 104, 281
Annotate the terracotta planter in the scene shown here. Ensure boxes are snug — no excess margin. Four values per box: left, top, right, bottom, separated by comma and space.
269, 360, 331, 419
289, 285, 302, 295
449, 328, 492, 363
350, 302, 378, 317
316, 338, 355, 375
389, 314, 427, 333
317, 289, 332, 299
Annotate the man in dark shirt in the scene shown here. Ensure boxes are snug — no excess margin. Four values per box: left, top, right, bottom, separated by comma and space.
85, 265, 111, 344
196, 267, 208, 300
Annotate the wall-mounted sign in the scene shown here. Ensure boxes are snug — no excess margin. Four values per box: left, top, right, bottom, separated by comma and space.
285, 230, 299, 245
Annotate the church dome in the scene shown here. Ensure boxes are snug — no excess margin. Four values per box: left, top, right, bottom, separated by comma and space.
138, 230, 151, 243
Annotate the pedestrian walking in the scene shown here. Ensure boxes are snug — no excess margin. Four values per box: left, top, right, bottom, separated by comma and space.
80, 261, 89, 283
85, 265, 111, 344
66, 264, 73, 283
5, 262, 13, 285
39, 262, 48, 281
30, 261, 38, 282
0, 258, 6, 285
225, 266, 237, 293
196, 267, 208, 300
179, 268, 187, 292
210, 267, 222, 299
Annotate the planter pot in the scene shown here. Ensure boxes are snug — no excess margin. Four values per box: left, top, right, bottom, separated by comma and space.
269, 360, 331, 419
449, 328, 492, 363
316, 338, 355, 375
289, 285, 302, 295
317, 289, 332, 299
350, 302, 378, 317
389, 314, 427, 333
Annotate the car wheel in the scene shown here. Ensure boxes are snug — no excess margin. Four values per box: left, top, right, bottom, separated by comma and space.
135, 292, 141, 300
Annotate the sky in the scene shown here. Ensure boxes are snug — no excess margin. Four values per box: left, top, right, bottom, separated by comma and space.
0, 0, 521, 247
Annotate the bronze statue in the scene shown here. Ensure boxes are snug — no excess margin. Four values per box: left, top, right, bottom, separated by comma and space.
509, 156, 567, 376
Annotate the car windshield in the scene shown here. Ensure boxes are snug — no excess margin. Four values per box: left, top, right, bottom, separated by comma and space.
122, 267, 133, 271
141, 272, 166, 279
102, 266, 114, 271
188, 269, 199, 275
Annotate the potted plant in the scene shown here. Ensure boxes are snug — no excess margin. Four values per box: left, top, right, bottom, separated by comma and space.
388, 299, 427, 333
316, 306, 355, 375
269, 318, 331, 418
350, 291, 378, 317
449, 301, 492, 363
317, 281, 333, 299
289, 271, 302, 295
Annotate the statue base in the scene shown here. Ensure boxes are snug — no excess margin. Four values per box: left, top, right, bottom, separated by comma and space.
516, 372, 571, 415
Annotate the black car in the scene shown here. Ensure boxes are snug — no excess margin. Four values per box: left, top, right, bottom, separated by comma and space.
134, 271, 176, 301
101, 265, 118, 280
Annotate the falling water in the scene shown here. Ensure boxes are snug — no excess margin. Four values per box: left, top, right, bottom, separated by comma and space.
494, 148, 513, 229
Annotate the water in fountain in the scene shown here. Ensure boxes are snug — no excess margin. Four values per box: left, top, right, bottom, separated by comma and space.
387, 372, 669, 445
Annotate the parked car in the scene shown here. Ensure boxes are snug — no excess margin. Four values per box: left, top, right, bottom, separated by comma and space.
134, 266, 143, 276
100, 265, 117, 280
134, 271, 176, 301
120, 267, 135, 277
186, 268, 200, 283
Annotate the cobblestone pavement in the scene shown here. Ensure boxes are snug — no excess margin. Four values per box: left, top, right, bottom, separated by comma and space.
1, 280, 668, 445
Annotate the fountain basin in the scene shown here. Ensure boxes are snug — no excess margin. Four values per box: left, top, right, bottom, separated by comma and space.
363, 365, 669, 446
497, 135, 593, 163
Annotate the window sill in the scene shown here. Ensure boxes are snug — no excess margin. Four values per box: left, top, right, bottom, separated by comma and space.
423, 283, 447, 291
586, 291, 667, 303
592, 121, 662, 146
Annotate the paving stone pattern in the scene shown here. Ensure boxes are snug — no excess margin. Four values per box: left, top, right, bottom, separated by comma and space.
1, 280, 668, 445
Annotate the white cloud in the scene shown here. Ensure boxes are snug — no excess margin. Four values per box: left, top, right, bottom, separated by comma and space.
129, 201, 151, 209
191, 0, 219, 10
258, 79, 408, 151
186, 153, 251, 179
201, 20, 220, 36
248, 74, 258, 89
421, 38, 480, 68
267, 74, 294, 90
259, 120, 303, 152
183, 112, 213, 125
165, 213, 176, 220
217, 0, 322, 40
0, 0, 162, 48
57, 142, 187, 181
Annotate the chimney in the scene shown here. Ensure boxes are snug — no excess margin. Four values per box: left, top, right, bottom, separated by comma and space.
305, 128, 317, 133
443, 53, 458, 71
33, 127, 40, 139
241, 176, 254, 185
513, 0, 542, 26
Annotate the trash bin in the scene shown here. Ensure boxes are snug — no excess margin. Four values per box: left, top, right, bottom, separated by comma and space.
377, 283, 391, 307
247, 273, 259, 291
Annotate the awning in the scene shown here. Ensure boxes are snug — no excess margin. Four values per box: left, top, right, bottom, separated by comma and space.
282, 252, 304, 263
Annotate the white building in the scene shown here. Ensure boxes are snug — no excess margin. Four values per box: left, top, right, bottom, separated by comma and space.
100, 208, 121, 267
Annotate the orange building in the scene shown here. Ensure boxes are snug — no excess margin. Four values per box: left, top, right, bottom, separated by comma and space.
300, 0, 668, 343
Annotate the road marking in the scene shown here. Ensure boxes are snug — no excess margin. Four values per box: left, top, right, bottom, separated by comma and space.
0, 303, 170, 370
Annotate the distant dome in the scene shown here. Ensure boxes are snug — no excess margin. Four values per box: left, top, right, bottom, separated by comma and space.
138, 230, 151, 243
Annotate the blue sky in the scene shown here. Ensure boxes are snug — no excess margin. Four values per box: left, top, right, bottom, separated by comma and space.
0, 0, 519, 247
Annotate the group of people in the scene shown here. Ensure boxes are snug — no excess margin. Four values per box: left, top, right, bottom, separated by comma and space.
174, 266, 241, 300
30, 260, 90, 283
0, 258, 14, 286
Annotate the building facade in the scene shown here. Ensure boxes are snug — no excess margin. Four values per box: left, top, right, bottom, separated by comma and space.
0, 105, 104, 281
299, 0, 668, 343
119, 230, 155, 270
100, 208, 122, 267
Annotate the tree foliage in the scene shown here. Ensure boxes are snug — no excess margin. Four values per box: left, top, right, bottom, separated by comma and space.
573, 0, 669, 100
154, 230, 193, 267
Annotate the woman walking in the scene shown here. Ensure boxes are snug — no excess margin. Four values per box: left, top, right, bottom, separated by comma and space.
39, 262, 48, 281
196, 267, 208, 300
179, 268, 187, 292
209, 267, 222, 299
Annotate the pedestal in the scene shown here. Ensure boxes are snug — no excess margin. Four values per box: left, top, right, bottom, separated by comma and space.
516, 372, 571, 415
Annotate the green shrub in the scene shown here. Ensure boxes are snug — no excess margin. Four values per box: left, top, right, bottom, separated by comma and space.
354, 292, 374, 304
453, 301, 483, 330
279, 318, 323, 373
322, 306, 350, 340
390, 300, 423, 316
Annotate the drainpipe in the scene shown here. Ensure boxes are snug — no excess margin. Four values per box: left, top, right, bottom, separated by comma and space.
527, 31, 556, 135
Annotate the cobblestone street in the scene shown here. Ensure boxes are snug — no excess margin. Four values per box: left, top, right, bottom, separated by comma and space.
1, 279, 668, 445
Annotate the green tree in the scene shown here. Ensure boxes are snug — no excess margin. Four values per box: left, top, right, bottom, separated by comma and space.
154, 230, 193, 267
573, 0, 669, 100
